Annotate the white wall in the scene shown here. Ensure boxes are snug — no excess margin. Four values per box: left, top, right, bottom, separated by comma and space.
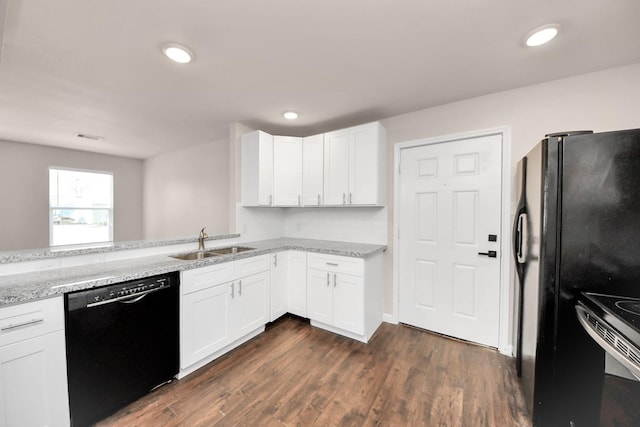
143, 139, 229, 239
380, 62, 640, 318
283, 207, 387, 245
0, 140, 143, 251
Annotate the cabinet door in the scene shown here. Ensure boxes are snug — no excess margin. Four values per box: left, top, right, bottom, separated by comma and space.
273, 136, 303, 206
333, 273, 364, 335
302, 134, 324, 206
306, 268, 332, 324
258, 132, 274, 206
234, 271, 270, 338
323, 129, 350, 206
270, 252, 288, 321
181, 283, 232, 369
0, 331, 70, 427
241, 130, 274, 206
349, 122, 381, 205
287, 251, 307, 317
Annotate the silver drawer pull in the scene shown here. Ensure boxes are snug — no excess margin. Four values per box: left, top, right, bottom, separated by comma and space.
326, 262, 339, 267
1, 318, 44, 331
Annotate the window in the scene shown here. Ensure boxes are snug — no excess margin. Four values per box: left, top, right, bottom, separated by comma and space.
49, 167, 113, 247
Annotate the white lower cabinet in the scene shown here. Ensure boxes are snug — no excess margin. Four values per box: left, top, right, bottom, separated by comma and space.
181, 282, 232, 369
306, 252, 383, 343
180, 255, 270, 377
287, 251, 307, 317
0, 297, 70, 427
270, 252, 288, 321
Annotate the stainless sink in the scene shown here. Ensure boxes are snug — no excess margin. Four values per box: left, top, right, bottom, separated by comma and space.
170, 246, 255, 260
207, 246, 255, 255
170, 251, 219, 260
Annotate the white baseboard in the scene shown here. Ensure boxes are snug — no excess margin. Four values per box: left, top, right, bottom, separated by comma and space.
383, 313, 398, 324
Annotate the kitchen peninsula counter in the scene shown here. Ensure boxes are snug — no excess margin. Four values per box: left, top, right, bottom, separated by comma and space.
0, 238, 386, 306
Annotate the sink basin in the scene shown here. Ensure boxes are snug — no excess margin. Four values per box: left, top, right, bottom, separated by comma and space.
170, 246, 255, 260
207, 246, 255, 255
170, 251, 220, 261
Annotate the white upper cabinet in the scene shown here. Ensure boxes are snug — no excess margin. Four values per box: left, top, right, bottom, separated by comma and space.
324, 122, 386, 206
302, 134, 324, 206
273, 136, 303, 206
241, 130, 274, 206
323, 129, 351, 206
241, 121, 385, 207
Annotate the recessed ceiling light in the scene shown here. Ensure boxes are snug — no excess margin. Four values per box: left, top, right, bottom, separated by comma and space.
162, 43, 194, 64
283, 111, 298, 120
525, 24, 561, 47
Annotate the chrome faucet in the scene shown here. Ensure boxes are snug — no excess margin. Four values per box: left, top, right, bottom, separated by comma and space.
198, 227, 208, 251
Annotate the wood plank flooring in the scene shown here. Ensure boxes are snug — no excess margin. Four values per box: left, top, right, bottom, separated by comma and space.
97, 317, 531, 426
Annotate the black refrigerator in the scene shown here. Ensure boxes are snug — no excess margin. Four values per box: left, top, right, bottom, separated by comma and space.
512, 128, 640, 426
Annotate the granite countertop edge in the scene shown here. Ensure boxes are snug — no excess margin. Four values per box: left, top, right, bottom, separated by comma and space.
0, 233, 241, 264
0, 238, 387, 307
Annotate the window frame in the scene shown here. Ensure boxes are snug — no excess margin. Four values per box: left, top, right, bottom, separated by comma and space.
48, 166, 114, 248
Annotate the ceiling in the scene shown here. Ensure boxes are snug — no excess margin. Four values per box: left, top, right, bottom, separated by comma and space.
1, 0, 639, 159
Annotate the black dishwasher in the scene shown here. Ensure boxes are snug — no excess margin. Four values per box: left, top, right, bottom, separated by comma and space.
65, 272, 179, 427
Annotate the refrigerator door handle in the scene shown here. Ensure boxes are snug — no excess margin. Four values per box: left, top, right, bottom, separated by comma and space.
516, 212, 528, 264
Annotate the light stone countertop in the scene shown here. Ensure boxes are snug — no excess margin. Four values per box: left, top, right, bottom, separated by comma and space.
0, 233, 241, 264
0, 238, 386, 307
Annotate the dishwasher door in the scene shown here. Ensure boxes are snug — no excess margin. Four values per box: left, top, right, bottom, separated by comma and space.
65, 274, 179, 427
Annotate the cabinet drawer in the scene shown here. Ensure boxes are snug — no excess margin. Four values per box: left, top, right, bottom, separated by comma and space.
182, 262, 235, 295
0, 297, 64, 346
307, 253, 364, 276
235, 254, 270, 278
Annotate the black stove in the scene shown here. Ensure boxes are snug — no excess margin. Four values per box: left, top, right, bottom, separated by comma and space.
576, 293, 640, 379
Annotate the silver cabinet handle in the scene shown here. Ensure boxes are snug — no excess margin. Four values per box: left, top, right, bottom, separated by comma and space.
1, 318, 44, 331
231, 282, 235, 298
273, 253, 278, 267
317, 194, 321, 205
333, 273, 337, 287
239, 279, 242, 296
298, 195, 301, 206
342, 193, 346, 205
326, 272, 330, 286
349, 192, 353, 204
269, 194, 273, 206
326, 262, 339, 267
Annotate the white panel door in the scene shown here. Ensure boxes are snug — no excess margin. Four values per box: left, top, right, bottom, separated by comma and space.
332, 273, 364, 335
270, 252, 288, 321
398, 134, 502, 347
234, 271, 270, 338
287, 251, 307, 317
258, 132, 274, 206
306, 268, 332, 324
0, 331, 70, 427
302, 134, 324, 206
349, 123, 379, 205
323, 129, 350, 206
181, 283, 232, 368
273, 136, 303, 206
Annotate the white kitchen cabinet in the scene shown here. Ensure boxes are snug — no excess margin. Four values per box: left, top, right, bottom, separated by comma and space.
181, 282, 232, 369
270, 252, 288, 321
273, 136, 303, 206
306, 252, 383, 342
241, 130, 274, 206
287, 250, 307, 317
180, 255, 270, 377
0, 297, 70, 427
323, 122, 386, 206
233, 270, 270, 337
307, 269, 363, 335
302, 134, 324, 206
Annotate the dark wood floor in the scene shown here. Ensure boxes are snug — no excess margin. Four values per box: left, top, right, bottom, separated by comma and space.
97, 317, 531, 426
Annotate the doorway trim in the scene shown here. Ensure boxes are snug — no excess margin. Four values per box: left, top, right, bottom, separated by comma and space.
391, 126, 512, 355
